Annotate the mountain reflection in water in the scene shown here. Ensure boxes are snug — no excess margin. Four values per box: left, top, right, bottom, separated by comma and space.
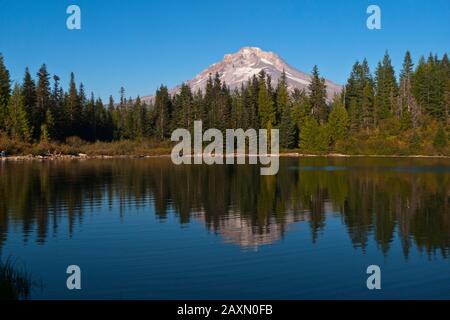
0, 157, 449, 257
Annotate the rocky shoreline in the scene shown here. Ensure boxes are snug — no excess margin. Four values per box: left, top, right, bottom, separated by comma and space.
0, 153, 173, 161
1, 152, 449, 161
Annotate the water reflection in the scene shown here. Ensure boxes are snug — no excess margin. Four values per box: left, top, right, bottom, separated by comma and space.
0, 157, 449, 257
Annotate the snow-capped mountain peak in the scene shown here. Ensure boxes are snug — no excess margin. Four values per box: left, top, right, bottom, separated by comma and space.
142, 47, 342, 103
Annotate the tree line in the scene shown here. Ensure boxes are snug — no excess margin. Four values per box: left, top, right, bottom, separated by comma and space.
0, 50, 448, 153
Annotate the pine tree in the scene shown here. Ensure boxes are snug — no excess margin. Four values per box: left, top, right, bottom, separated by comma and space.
77, 83, 87, 137
113, 87, 127, 139
360, 59, 375, 131
230, 88, 243, 129
434, 54, 448, 123
203, 74, 215, 129
65, 72, 79, 138
107, 95, 116, 140
94, 98, 108, 140
108, 95, 115, 115
375, 52, 398, 122
6, 83, 31, 141
345, 61, 365, 131
84, 92, 96, 140
412, 54, 446, 121
399, 51, 419, 128
279, 105, 296, 149
22, 67, 36, 138
210, 73, 221, 129
344, 61, 359, 110
202, 73, 231, 131
154, 85, 172, 139
35, 64, 51, 138
50, 75, 65, 140
0, 54, 11, 132
316, 125, 331, 151
131, 96, 146, 139
444, 53, 450, 124
176, 83, 194, 130
348, 98, 361, 132
258, 70, 276, 130
217, 82, 232, 131
327, 96, 349, 144
242, 76, 260, 130
44, 108, 55, 141
276, 70, 289, 124
192, 88, 204, 128
125, 96, 136, 139
291, 88, 310, 129
361, 82, 375, 131
308, 65, 327, 123
299, 116, 319, 150
277, 67, 296, 148
39, 125, 48, 142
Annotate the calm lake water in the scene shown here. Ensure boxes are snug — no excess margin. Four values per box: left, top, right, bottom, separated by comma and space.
0, 157, 449, 299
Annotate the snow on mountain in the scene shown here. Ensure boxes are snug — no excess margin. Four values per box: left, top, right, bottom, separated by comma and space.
141, 47, 342, 103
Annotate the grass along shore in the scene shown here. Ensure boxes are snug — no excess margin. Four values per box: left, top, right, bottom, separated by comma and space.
1, 135, 449, 160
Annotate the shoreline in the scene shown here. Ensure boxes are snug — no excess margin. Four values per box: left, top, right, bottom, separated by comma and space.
1, 152, 449, 161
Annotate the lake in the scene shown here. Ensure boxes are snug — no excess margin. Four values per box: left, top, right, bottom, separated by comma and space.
0, 157, 449, 299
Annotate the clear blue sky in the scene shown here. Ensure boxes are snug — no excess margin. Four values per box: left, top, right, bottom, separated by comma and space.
0, 0, 449, 100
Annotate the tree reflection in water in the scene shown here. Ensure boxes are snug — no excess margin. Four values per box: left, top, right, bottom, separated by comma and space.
0, 157, 449, 258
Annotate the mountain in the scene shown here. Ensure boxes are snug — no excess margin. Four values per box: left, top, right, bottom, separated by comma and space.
141, 47, 342, 103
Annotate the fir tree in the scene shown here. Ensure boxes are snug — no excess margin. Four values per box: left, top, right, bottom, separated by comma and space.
412, 54, 447, 121
84, 92, 96, 140
361, 82, 375, 131
442, 53, 450, 123
217, 82, 232, 131
230, 88, 243, 129
174, 83, 193, 130
276, 70, 289, 124
399, 51, 419, 128
66, 72, 80, 137
94, 98, 108, 141
7, 83, 31, 141
50, 75, 64, 140
0, 54, 11, 131
344, 60, 374, 132
279, 105, 297, 149
77, 83, 87, 137
299, 116, 319, 150
40, 124, 49, 143
22, 67, 36, 137
327, 96, 349, 144
35, 64, 51, 138
44, 108, 55, 141
375, 52, 398, 122
290, 88, 310, 129
132, 96, 146, 139
242, 76, 260, 130
258, 70, 276, 130
308, 65, 327, 124
107, 95, 116, 140
277, 68, 296, 148
154, 85, 172, 139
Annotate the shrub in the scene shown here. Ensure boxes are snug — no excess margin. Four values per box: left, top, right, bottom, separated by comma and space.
65, 136, 87, 148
